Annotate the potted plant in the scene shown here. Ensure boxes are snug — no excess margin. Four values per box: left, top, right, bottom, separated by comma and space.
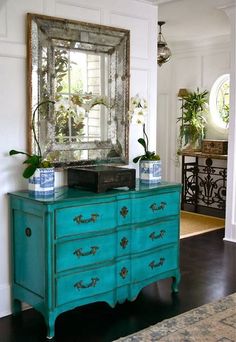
9, 149, 52, 178
9, 100, 55, 196
178, 88, 208, 151
133, 124, 160, 163
130, 94, 161, 184
133, 125, 161, 184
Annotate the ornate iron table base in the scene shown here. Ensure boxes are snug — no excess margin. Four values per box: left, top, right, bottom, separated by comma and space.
181, 152, 227, 214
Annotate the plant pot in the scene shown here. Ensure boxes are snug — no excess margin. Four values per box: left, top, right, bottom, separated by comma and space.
181, 124, 203, 151
28, 167, 55, 197
139, 160, 161, 184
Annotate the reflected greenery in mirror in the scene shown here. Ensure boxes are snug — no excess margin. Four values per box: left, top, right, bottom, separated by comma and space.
27, 13, 130, 166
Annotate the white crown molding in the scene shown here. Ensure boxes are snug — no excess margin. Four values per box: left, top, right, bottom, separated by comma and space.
142, 0, 236, 8
134, 0, 157, 4
156, 0, 181, 4
136, 0, 180, 4
215, 0, 236, 9
134, 0, 235, 9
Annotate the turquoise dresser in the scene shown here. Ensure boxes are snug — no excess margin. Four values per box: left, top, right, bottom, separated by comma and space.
9, 181, 181, 339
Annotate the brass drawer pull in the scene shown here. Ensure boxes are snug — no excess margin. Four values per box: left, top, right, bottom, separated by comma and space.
74, 277, 99, 290
150, 202, 166, 212
120, 237, 128, 249
73, 246, 99, 258
120, 206, 129, 218
120, 267, 128, 279
149, 230, 166, 241
73, 213, 99, 224
149, 257, 165, 269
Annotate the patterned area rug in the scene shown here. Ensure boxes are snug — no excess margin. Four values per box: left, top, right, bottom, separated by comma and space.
114, 293, 236, 341
180, 211, 225, 239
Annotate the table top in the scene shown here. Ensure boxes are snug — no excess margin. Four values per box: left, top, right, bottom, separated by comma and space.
179, 151, 227, 160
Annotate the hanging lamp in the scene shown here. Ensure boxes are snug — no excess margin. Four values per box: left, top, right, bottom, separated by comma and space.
157, 21, 171, 67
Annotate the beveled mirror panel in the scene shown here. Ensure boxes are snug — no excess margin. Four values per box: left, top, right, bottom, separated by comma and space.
27, 13, 130, 166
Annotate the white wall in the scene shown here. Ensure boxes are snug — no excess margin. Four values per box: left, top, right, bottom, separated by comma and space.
157, 2, 236, 244
157, 39, 230, 183
224, 4, 236, 243
0, 0, 157, 317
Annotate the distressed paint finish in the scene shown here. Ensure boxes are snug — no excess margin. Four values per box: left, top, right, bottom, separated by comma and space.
9, 181, 181, 339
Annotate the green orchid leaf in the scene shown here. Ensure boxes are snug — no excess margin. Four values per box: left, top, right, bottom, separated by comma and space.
9, 150, 31, 157
137, 138, 147, 151
145, 151, 154, 159
23, 164, 37, 178
23, 155, 41, 166
133, 155, 143, 163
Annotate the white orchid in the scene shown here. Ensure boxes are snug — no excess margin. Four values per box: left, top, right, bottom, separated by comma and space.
129, 94, 148, 125
71, 92, 110, 113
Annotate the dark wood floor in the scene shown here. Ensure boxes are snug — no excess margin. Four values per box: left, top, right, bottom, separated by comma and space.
1, 229, 235, 342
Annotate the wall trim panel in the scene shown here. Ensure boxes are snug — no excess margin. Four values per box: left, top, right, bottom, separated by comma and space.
0, 41, 26, 59
43, 0, 56, 15
56, 2, 102, 23
0, 3, 7, 38
56, 0, 101, 13
110, 12, 149, 60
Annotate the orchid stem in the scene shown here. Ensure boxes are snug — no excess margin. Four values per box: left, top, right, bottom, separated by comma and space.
32, 100, 55, 158
143, 124, 149, 153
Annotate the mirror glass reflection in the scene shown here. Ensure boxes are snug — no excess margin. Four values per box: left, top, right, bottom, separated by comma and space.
28, 14, 130, 166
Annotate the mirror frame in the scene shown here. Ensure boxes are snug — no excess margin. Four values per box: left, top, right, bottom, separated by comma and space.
27, 13, 130, 167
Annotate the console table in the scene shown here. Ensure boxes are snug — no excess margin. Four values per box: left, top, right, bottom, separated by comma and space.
9, 181, 181, 339
180, 151, 227, 214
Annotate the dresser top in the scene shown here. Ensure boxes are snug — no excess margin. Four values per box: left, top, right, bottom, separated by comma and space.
8, 180, 181, 203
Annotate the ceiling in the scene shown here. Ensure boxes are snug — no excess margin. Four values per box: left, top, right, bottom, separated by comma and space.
145, 0, 231, 46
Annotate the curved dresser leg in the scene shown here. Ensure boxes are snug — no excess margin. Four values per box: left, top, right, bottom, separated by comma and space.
171, 272, 181, 293
46, 315, 56, 340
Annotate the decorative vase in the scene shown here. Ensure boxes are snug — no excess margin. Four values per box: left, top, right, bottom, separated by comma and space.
139, 160, 162, 184
181, 124, 203, 151
28, 167, 55, 197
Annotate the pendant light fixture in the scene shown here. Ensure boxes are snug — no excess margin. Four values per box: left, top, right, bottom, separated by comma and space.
157, 21, 171, 67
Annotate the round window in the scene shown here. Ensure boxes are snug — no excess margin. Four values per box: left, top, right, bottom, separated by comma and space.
210, 74, 230, 130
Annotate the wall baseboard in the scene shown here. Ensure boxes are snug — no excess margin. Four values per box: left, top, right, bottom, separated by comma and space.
223, 237, 236, 243
0, 284, 31, 318
0, 283, 11, 318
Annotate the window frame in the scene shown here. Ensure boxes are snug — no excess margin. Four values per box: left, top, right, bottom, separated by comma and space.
209, 74, 230, 132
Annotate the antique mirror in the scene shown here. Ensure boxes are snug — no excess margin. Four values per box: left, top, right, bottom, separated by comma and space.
27, 13, 130, 167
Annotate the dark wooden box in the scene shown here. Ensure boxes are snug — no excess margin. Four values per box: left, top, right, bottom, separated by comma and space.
202, 139, 228, 155
68, 166, 136, 193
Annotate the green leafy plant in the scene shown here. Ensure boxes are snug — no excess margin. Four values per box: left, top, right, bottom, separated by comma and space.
133, 125, 160, 163
177, 88, 208, 149
220, 103, 229, 125
9, 100, 55, 178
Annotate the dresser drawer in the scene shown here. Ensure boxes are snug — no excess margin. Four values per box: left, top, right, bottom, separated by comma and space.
56, 263, 115, 306
55, 201, 116, 238
132, 246, 178, 283
132, 191, 179, 223
132, 218, 179, 253
56, 234, 116, 273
